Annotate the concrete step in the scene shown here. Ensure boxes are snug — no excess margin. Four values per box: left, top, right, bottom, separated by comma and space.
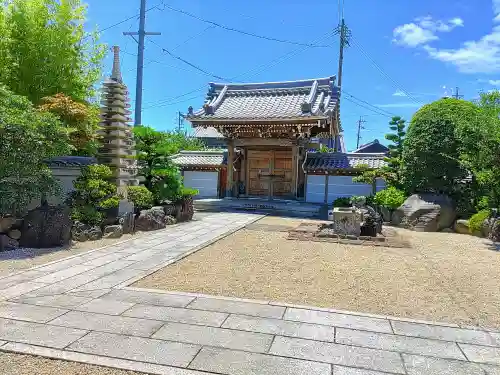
194, 198, 325, 218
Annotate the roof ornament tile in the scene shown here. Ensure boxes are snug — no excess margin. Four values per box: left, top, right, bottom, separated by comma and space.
110, 46, 122, 83
301, 80, 318, 113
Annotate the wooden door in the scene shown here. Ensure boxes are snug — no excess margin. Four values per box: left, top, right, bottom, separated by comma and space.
248, 150, 272, 196
247, 150, 293, 197
272, 150, 293, 197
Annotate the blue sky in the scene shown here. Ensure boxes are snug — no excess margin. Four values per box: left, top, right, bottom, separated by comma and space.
85, 0, 500, 151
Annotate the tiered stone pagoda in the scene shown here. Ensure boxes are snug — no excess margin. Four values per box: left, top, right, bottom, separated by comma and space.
98, 46, 138, 196
186, 77, 341, 199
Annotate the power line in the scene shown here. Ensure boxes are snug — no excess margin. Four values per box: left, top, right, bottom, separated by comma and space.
343, 90, 399, 117
343, 96, 394, 118
349, 37, 423, 105
83, 1, 163, 40
148, 39, 230, 81
143, 31, 336, 109
160, 3, 330, 48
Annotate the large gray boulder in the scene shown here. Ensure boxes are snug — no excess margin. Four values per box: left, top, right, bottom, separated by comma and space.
135, 207, 167, 231
19, 205, 72, 248
394, 194, 456, 232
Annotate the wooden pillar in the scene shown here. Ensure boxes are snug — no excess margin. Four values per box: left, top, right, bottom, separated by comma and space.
291, 145, 298, 198
226, 139, 234, 197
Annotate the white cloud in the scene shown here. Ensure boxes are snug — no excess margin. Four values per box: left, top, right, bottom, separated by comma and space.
489, 79, 500, 85
392, 90, 407, 97
394, 0, 500, 73
423, 26, 500, 73
392, 16, 464, 47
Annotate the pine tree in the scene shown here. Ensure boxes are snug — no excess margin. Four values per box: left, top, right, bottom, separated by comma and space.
384, 116, 406, 187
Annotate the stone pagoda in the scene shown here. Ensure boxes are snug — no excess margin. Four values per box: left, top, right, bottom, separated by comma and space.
98, 46, 138, 197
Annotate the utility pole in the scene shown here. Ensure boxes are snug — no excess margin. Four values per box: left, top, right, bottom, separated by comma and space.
333, 15, 351, 151
453, 87, 464, 99
177, 111, 185, 133
356, 116, 366, 149
124, 0, 161, 126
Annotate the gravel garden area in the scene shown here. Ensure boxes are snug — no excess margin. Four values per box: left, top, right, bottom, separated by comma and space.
0, 352, 143, 375
135, 216, 500, 329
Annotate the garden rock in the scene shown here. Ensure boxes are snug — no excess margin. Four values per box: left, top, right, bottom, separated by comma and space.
176, 197, 194, 222
379, 207, 392, 222
19, 204, 72, 248
165, 215, 177, 225
489, 219, 500, 242
87, 226, 103, 241
71, 221, 90, 242
454, 219, 470, 235
135, 207, 167, 231
162, 202, 176, 216
359, 206, 383, 235
103, 225, 123, 239
0, 216, 15, 232
394, 194, 456, 232
0, 234, 18, 251
119, 212, 135, 234
7, 229, 21, 240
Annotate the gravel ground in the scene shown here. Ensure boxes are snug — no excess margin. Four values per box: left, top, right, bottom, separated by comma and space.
0, 234, 140, 277
135, 216, 500, 328
0, 352, 146, 375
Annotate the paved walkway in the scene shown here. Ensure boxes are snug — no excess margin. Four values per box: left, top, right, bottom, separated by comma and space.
0, 212, 499, 375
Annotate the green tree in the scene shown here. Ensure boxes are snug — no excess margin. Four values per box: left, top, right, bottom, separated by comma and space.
70, 164, 120, 225
466, 90, 500, 208
401, 98, 478, 195
133, 127, 203, 200
0, 86, 71, 216
38, 93, 101, 156
384, 116, 406, 186
0, 0, 105, 104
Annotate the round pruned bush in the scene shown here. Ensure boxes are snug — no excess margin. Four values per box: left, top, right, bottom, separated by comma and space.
127, 186, 154, 209
373, 187, 406, 210
469, 209, 491, 234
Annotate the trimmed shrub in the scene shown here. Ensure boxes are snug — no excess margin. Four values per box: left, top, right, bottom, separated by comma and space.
469, 209, 491, 233
333, 197, 351, 207
401, 98, 474, 195
70, 164, 120, 225
127, 186, 154, 209
373, 187, 406, 210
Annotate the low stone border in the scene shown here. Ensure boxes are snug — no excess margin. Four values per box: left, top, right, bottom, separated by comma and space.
288, 223, 411, 248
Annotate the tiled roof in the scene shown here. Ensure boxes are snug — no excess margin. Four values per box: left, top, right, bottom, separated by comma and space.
305, 152, 387, 172
352, 139, 389, 154
192, 126, 224, 138
171, 150, 226, 167
187, 76, 339, 121
45, 156, 97, 167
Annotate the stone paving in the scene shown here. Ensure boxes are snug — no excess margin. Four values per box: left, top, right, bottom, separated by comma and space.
0, 212, 499, 374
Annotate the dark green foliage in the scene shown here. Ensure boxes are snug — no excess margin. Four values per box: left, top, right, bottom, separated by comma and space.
373, 187, 406, 210
333, 197, 351, 207
133, 126, 203, 204
127, 186, 154, 210
384, 116, 406, 187
401, 99, 471, 195
469, 209, 491, 233
70, 164, 120, 225
0, 86, 71, 216
150, 167, 183, 203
